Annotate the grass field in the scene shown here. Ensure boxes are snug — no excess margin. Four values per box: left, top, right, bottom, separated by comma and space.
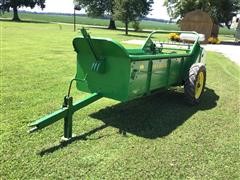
0, 21, 240, 179
1, 11, 236, 36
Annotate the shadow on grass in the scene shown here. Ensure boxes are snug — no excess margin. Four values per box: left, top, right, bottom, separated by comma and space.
91, 87, 219, 138
0, 18, 49, 24
38, 87, 219, 156
38, 124, 108, 156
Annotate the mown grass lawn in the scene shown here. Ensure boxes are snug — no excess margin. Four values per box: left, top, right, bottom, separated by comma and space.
1, 11, 236, 36
0, 21, 239, 179
1, 12, 236, 42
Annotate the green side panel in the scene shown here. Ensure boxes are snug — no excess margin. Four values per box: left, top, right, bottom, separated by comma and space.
150, 59, 168, 90
167, 58, 183, 85
127, 45, 201, 95
72, 36, 201, 102
128, 58, 183, 99
73, 37, 130, 101
128, 61, 149, 99
147, 58, 184, 91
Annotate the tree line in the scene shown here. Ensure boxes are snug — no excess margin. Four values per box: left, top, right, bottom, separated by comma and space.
0, 0, 154, 35
1, 0, 240, 35
77, 0, 154, 35
164, 0, 240, 28
0, 0, 45, 21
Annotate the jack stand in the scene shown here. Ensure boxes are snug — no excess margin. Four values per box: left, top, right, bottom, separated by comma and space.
61, 96, 74, 141
29, 93, 102, 140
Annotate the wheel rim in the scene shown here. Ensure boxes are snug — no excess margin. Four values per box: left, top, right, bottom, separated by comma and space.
195, 71, 204, 99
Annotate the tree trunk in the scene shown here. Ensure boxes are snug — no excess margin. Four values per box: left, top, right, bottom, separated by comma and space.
12, 6, 20, 21
108, 18, 116, 30
212, 24, 219, 37
108, 4, 116, 30
125, 21, 128, 35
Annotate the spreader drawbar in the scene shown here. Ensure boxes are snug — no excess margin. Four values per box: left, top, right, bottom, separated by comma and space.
29, 93, 102, 139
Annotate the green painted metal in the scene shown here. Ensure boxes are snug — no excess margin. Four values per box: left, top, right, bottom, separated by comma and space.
80, 28, 105, 73
73, 31, 130, 101
63, 96, 73, 139
73, 29, 203, 101
30, 29, 205, 140
146, 60, 153, 94
72, 93, 102, 112
29, 93, 102, 138
29, 108, 68, 132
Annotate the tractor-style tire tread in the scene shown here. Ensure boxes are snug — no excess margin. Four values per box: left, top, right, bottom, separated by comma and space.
184, 63, 206, 105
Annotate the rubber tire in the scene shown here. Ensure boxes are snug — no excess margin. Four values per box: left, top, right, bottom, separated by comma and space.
184, 63, 206, 105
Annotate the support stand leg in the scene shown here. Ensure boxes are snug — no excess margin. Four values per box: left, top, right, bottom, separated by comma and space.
61, 96, 74, 141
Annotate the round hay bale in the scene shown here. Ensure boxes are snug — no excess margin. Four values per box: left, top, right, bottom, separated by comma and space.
180, 10, 216, 43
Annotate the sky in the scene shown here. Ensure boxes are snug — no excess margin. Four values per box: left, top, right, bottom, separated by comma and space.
20, 0, 170, 20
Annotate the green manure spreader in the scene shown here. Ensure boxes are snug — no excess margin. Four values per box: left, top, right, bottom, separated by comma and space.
29, 28, 206, 140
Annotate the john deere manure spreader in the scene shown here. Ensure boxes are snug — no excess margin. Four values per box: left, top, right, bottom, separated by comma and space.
29, 28, 206, 141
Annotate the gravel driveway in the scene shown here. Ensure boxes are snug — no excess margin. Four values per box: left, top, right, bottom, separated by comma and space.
202, 44, 240, 65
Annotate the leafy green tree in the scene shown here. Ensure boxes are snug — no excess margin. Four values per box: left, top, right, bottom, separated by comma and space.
76, 0, 116, 29
164, 0, 240, 28
0, 0, 45, 21
114, 0, 153, 35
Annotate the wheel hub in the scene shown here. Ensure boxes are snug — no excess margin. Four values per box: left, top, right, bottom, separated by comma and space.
195, 72, 204, 99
